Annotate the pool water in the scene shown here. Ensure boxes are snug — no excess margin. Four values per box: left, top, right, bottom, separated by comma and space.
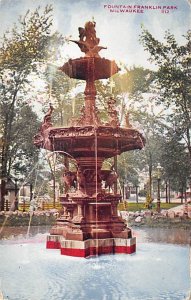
0, 228, 190, 300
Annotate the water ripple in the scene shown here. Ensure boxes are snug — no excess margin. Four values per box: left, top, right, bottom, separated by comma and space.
0, 240, 190, 300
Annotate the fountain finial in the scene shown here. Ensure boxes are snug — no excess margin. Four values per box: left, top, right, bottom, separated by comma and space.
70, 21, 107, 57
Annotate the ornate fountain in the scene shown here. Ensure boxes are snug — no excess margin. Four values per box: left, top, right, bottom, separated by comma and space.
34, 21, 145, 257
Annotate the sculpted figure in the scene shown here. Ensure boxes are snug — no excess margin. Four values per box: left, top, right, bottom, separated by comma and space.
105, 170, 118, 191
83, 169, 96, 183
84, 21, 99, 47
77, 167, 86, 189
78, 27, 86, 41
41, 103, 54, 132
44, 103, 54, 121
70, 21, 106, 57
107, 98, 120, 127
100, 167, 118, 191
63, 171, 77, 188
125, 112, 132, 128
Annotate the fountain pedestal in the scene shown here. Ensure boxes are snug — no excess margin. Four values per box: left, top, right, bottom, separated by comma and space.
34, 21, 144, 257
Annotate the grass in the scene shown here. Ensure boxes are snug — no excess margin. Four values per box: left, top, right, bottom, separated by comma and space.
118, 202, 181, 212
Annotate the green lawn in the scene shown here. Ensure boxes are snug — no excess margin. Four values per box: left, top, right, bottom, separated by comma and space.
118, 202, 180, 212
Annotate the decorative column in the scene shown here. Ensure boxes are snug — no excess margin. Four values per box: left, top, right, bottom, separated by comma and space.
89, 204, 94, 220
77, 203, 83, 218
114, 156, 118, 194
84, 58, 97, 124
111, 201, 118, 217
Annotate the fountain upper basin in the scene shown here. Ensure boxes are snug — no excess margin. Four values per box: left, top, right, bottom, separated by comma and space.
59, 57, 120, 80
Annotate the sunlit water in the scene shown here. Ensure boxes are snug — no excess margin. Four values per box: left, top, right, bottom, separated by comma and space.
0, 227, 190, 300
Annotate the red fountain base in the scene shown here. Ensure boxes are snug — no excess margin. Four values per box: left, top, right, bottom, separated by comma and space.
46, 235, 136, 258
44, 190, 136, 258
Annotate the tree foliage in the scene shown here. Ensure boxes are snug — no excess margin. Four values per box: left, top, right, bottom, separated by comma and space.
113, 65, 154, 95
160, 129, 190, 192
10, 105, 41, 178
140, 28, 191, 161
0, 5, 63, 184
44, 64, 81, 126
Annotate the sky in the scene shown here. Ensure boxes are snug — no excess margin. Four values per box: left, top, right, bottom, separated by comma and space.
0, 0, 190, 69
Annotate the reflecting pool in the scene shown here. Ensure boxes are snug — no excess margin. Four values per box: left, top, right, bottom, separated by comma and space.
0, 227, 190, 300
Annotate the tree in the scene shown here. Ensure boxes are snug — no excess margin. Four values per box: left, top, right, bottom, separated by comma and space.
0, 5, 63, 210
8, 105, 40, 173
111, 66, 163, 200
160, 129, 190, 200
140, 28, 191, 162
132, 108, 166, 197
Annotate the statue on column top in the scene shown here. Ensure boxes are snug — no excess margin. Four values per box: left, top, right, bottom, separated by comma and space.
70, 21, 107, 57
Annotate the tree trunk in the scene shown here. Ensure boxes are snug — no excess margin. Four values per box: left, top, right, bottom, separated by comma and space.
149, 164, 152, 199
135, 185, 138, 203
0, 179, 6, 211
181, 183, 184, 204
168, 179, 171, 203
165, 181, 168, 203
186, 127, 191, 162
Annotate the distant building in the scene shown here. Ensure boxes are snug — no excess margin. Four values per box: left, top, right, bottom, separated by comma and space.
19, 184, 31, 203
0, 178, 18, 210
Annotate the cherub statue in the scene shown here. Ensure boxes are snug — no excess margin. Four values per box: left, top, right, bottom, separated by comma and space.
63, 170, 77, 188
70, 21, 107, 57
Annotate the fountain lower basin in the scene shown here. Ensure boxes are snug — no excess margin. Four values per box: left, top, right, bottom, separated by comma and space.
34, 125, 144, 158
